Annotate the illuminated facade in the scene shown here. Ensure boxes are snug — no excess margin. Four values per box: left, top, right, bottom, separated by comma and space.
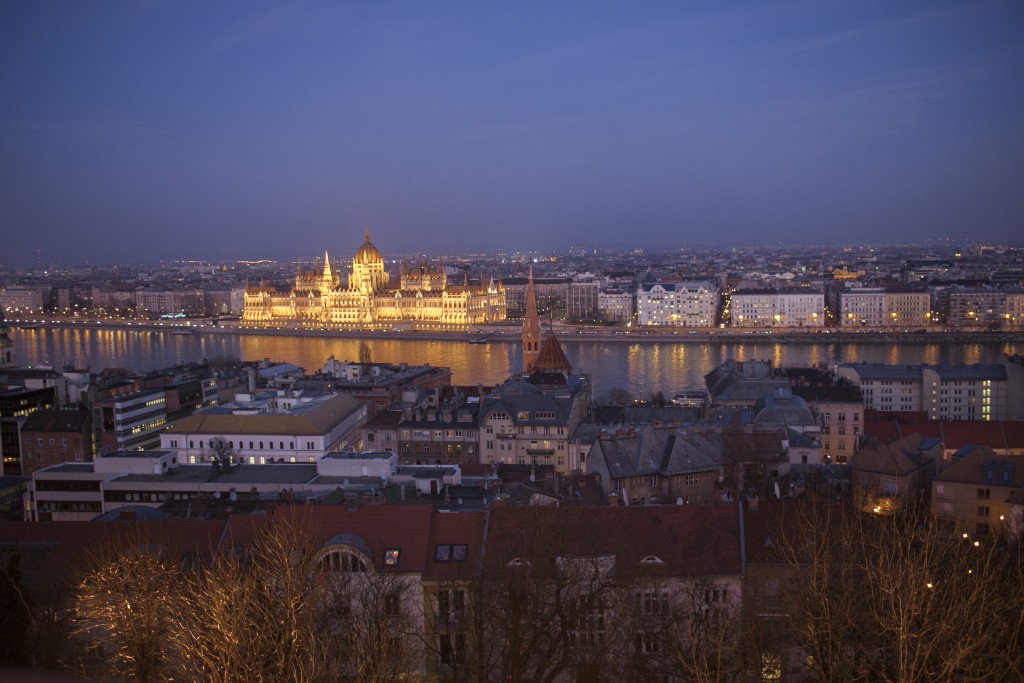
242, 229, 506, 328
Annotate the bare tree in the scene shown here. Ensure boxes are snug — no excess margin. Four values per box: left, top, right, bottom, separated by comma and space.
358, 340, 372, 364
206, 436, 236, 466
224, 511, 324, 683
317, 569, 419, 682
455, 510, 620, 683
605, 387, 633, 406
73, 533, 180, 683
168, 546, 269, 683
773, 501, 1024, 683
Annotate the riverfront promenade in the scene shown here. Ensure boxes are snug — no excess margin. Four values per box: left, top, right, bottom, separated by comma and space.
8, 315, 1023, 346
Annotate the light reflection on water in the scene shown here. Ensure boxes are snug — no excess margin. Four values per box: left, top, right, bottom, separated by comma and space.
13, 329, 1019, 401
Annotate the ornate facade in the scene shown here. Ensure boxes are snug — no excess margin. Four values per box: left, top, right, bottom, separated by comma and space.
243, 229, 506, 328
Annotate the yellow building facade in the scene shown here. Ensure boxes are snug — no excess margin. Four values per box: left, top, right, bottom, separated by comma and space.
242, 229, 506, 329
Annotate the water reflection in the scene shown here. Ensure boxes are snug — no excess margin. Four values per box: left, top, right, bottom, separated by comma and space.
10, 328, 1018, 400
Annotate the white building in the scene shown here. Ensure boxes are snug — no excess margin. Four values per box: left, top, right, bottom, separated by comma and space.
636, 281, 719, 327
731, 289, 824, 328
836, 363, 1011, 421
160, 389, 367, 464
597, 289, 634, 322
840, 287, 930, 328
26, 449, 450, 521
0, 287, 47, 313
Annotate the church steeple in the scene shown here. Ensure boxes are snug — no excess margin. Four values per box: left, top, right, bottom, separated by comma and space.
522, 267, 542, 373
322, 250, 332, 278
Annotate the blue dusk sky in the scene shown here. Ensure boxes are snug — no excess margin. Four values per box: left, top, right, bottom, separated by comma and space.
1, 1, 1022, 266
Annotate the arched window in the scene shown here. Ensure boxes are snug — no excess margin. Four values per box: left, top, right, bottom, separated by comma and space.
319, 548, 368, 573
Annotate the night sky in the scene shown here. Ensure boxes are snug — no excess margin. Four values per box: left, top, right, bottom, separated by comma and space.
2, 1, 1022, 266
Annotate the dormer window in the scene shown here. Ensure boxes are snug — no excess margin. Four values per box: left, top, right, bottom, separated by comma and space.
434, 544, 469, 562
508, 557, 530, 567
640, 555, 665, 565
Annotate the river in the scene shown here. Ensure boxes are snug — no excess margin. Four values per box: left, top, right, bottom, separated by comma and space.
10, 327, 1019, 401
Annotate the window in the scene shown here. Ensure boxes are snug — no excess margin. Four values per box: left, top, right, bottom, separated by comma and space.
319, 548, 367, 573
438, 634, 465, 668
977, 488, 990, 499
437, 589, 466, 618
384, 548, 400, 566
571, 597, 606, 648
384, 592, 401, 616
641, 590, 669, 615
434, 544, 468, 562
636, 632, 662, 655
977, 506, 990, 517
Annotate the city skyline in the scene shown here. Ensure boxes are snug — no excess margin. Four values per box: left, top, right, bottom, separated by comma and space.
2, 1, 1023, 267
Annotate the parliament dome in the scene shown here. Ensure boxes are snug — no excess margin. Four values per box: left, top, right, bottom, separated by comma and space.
354, 227, 383, 265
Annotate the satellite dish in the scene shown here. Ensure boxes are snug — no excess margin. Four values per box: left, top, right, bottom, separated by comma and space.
229, 490, 237, 502
213, 491, 221, 499
457, 497, 463, 505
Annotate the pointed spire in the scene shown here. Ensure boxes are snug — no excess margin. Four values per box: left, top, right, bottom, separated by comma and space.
522, 266, 542, 373
323, 250, 332, 278
364, 222, 370, 243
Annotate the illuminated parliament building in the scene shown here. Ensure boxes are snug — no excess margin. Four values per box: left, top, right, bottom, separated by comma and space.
242, 228, 506, 328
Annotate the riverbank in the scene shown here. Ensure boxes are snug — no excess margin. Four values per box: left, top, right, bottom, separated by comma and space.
10, 316, 1024, 345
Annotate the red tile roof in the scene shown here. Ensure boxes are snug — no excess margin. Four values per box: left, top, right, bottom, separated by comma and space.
484, 505, 742, 578
864, 418, 1024, 452
225, 503, 438, 572
531, 334, 573, 373
424, 511, 486, 582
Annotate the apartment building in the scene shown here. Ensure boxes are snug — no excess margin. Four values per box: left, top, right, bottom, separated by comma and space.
636, 281, 719, 327
731, 288, 823, 328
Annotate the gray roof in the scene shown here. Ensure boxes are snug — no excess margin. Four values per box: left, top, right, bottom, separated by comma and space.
593, 426, 721, 480
753, 393, 816, 427
639, 280, 716, 293
704, 360, 790, 405
840, 362, 1007, 382
928, 365, 1006, 381
113, 463, 320, 486
838, 363, 924, 381
481, 380, 578, 426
